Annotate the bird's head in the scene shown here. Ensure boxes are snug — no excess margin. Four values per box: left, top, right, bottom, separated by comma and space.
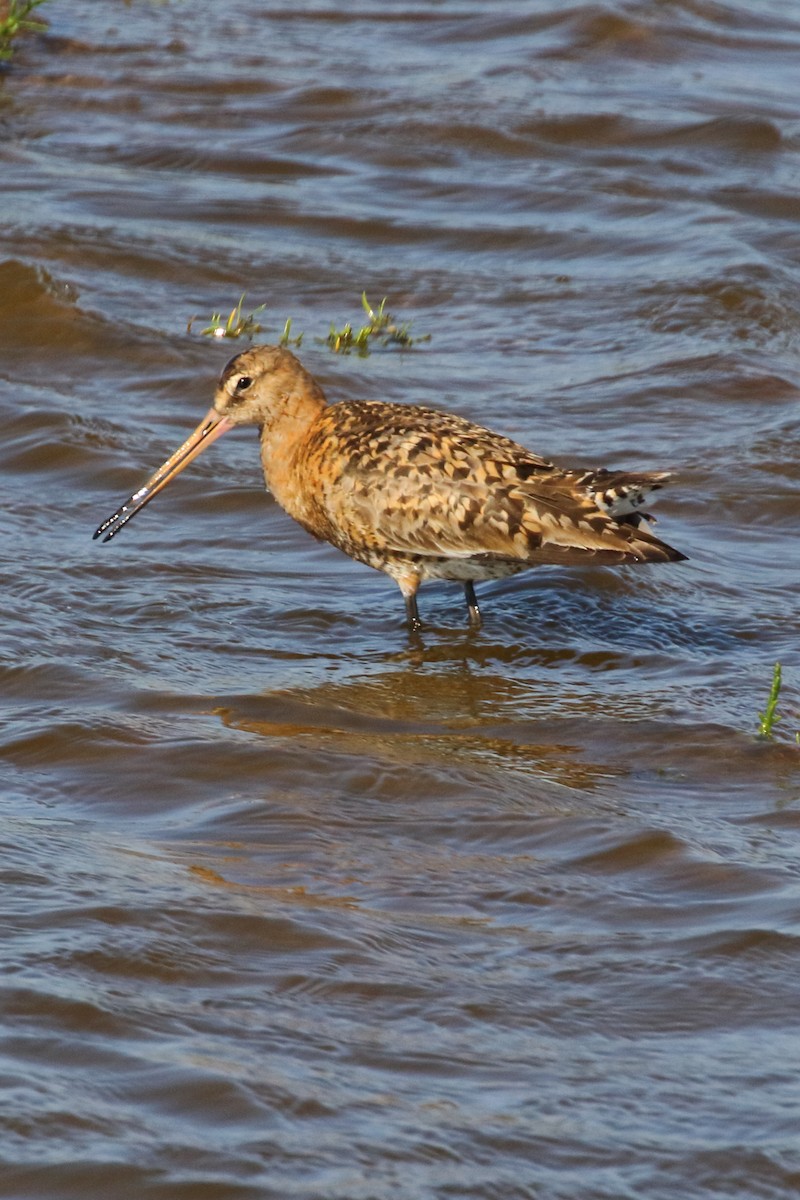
213, 345, 327, 431
93, 344, 325, 543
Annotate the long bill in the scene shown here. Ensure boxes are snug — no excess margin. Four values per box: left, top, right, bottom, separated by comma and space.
93, 406, 235, 542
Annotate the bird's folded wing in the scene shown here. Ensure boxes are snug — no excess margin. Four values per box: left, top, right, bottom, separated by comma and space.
330, 464, 662, 563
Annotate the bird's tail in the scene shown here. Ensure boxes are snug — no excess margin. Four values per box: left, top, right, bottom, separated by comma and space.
564, 467, 687, 563
575, 467, 672, 521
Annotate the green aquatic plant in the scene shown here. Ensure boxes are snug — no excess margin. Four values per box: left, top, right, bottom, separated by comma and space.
188, 296, 303, 344
188, 292, 427, 356
0, 0, 49, 61
326, 292, 424, 356
187, 294, 267, 340
278, 317, 303, 349
326, 319, 370, 356
757, 662, 783, 739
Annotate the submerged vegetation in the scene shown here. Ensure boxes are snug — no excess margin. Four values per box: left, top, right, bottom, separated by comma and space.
187, 294, 268, 340
189, 292, 427, 356
326, 293, 425, 355
757, 662, 783, 739
0, 0, 48, 62
277, 317, 303, 349
756, 662, 798, 743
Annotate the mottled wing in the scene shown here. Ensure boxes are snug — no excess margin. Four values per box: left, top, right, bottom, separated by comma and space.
313, 402, 683, 566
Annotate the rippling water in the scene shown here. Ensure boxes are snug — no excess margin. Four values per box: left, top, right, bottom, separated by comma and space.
2, 2, 799, 1197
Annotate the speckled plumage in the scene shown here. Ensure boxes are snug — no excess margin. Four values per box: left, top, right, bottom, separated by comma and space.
95, 345, 687, 630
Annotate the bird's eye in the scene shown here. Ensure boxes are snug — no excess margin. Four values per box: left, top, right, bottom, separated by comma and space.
234, 376, 252, 392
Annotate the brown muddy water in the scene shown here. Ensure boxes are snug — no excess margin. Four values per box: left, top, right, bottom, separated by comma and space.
1, 2, 800, 1198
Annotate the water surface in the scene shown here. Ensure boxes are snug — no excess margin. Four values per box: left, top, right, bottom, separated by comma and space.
1, 2, 799, 1197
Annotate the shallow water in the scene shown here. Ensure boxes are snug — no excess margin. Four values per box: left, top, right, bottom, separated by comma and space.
1, 1, 799, 1197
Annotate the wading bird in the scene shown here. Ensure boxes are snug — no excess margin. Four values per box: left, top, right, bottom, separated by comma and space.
95, 345, 686, 630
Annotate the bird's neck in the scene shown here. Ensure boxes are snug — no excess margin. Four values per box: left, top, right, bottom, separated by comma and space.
258, 380, 327, 519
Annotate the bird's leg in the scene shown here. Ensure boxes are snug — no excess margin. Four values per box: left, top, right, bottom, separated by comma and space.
396, 574, 423, 632
404, 592, 423, 632
464, 581, 482, 628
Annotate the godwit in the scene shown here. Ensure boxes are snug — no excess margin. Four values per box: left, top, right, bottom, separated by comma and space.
94, 345, 686, 630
